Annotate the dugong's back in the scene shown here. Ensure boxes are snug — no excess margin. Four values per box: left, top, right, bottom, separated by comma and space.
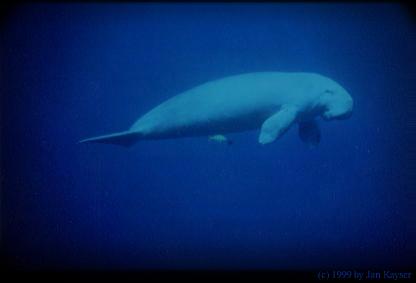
131, 72, 315, 134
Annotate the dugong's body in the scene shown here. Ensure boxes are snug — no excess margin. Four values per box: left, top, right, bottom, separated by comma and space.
80, 72, 353, 147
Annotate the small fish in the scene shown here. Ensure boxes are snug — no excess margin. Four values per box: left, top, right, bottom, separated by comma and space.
208, 134, 233, 145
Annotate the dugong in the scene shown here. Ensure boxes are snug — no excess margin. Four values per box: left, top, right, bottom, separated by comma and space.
80, 72, 353, 147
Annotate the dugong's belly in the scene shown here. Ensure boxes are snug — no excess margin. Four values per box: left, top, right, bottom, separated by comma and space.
133, 96, 278, 139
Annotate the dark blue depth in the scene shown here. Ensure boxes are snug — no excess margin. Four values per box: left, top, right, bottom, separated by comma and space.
1, 3, 415, 270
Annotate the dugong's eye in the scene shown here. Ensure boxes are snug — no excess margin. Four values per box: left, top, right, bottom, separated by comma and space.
324, 89, 334, 95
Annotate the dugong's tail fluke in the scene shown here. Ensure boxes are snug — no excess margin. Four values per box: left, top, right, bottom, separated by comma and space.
79, 131, 141, 147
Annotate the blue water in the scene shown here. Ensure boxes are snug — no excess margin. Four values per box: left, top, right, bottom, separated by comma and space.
1, 3, 415, 270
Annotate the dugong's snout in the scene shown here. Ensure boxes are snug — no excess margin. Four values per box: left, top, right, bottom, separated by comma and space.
335, 105, 353, 120
321, 89, 353, 121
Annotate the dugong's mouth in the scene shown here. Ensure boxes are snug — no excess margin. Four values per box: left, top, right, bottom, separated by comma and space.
335, 111, 352, 120
322, 110, 352, 121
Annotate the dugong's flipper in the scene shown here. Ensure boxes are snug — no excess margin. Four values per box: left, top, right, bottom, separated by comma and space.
79, 131, 141, 147
298, 120, 321, 147
259, 105, 298, 144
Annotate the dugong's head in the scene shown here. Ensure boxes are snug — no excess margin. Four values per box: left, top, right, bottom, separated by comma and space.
318, 79, 353, 121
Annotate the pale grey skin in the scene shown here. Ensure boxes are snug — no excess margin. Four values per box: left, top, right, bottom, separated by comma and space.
80, 72, 353, 147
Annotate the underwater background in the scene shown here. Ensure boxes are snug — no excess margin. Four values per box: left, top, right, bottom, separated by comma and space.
1, 3, 415, 271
